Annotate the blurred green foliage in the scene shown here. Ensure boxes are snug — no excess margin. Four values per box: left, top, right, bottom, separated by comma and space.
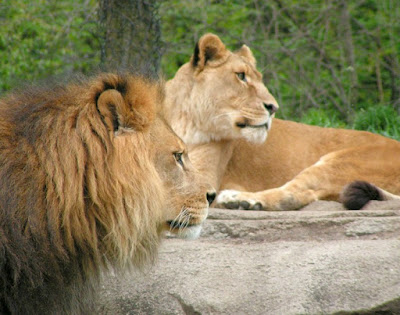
0, 0, 100, 92
1, 0, 399, 139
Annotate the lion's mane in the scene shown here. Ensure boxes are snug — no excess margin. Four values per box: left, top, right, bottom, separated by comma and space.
0, 74, 166, 313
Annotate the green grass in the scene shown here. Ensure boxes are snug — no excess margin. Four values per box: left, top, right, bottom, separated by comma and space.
299, 106, 400, 141
352, 106, 400, 140
298, 108, 347, 129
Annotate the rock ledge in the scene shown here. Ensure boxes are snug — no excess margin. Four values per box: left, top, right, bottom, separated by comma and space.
98, 201, 400, 314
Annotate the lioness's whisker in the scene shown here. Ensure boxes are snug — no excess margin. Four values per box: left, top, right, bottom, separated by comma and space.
211, 111, 237, 122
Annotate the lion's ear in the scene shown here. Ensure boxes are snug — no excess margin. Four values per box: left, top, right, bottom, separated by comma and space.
96, 89, 125, 133
191, 33, 229, 70
95, 76, 157, 133
235, 45, 256, 66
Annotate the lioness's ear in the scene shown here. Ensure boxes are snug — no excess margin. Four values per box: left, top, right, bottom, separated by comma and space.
235, 45, 256, 66
191, 33, 229, 70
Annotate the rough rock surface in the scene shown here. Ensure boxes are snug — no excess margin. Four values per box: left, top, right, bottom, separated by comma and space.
98, 200, 400, 314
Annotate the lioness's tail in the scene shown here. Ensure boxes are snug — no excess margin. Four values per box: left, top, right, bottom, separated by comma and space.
340, 180, 400, 210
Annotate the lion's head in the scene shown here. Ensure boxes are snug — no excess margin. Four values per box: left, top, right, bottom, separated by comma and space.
149, 116, 214, 240
0, 73, 213, 313
164, 33, 279, 145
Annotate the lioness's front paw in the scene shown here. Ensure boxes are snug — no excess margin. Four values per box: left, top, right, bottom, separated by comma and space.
215, 190, 264, 210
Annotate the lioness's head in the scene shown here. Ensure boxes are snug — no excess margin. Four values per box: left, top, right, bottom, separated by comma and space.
165, 33, 278, 145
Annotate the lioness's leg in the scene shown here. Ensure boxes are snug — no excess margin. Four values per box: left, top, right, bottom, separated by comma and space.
215, 143, 400, 210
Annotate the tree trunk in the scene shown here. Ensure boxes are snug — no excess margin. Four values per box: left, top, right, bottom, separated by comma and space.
338, 0, 358, 108
99, 0, 162, 77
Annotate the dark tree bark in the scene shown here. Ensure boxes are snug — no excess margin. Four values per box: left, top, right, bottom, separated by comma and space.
99, 0, 162, 77
338, 0, 358, 104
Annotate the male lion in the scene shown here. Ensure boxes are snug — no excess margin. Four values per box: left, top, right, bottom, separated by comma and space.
163, 33, 400, 210
0, 73, 214, 314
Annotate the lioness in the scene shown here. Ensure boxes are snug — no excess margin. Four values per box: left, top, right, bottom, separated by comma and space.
163, 33, 400, 210
0, 73, 214, 314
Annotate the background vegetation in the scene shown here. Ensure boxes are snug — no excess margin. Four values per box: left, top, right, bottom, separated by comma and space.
1, 0, 399, 139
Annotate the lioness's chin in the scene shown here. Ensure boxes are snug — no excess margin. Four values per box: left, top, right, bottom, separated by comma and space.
238, 117, 272, 144
242, 129, 268, 144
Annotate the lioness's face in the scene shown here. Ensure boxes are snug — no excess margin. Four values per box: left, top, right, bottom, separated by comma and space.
190, 47, 279, 144
150, 117, 214, 239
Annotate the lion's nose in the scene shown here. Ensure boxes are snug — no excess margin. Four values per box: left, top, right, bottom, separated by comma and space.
263, 103, 278, 115
206, 192, 216, 206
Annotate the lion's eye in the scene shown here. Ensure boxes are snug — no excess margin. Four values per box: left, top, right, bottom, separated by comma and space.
173, 152, 184, 167
236, 72, 246, 82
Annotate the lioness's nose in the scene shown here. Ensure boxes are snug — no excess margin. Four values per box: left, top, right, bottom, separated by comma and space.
264, 103, 278, 115
206, 192, 216, 205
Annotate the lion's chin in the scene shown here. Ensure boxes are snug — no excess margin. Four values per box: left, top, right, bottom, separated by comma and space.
177, 225, 202, 239
166, 223, 202, 240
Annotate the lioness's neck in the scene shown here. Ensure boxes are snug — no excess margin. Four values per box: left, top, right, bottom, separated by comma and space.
164, 63, 215, 145
188, 140, 235, 190
164, 63, 236, 190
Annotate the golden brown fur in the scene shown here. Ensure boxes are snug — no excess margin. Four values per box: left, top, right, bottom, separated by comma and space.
0, 73, 211, 314
164, 33, 400, 210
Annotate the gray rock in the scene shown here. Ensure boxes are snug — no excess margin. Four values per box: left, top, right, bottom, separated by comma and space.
98, 201, 400, 314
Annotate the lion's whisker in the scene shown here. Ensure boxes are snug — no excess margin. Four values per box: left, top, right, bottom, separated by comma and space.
169, 207, 187, 232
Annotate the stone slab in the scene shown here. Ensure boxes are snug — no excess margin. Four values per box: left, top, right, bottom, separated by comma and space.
97, 201, 400, 314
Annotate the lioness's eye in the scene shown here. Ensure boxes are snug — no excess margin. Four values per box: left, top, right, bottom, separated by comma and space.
173, 152, 184, 167
236, 72, 246, 82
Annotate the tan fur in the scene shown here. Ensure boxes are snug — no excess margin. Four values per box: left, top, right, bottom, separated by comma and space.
164, 33, 400, 211
0, 73, 211, 313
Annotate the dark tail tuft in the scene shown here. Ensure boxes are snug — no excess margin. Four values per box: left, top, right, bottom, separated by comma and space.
340, 180, 384, 210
